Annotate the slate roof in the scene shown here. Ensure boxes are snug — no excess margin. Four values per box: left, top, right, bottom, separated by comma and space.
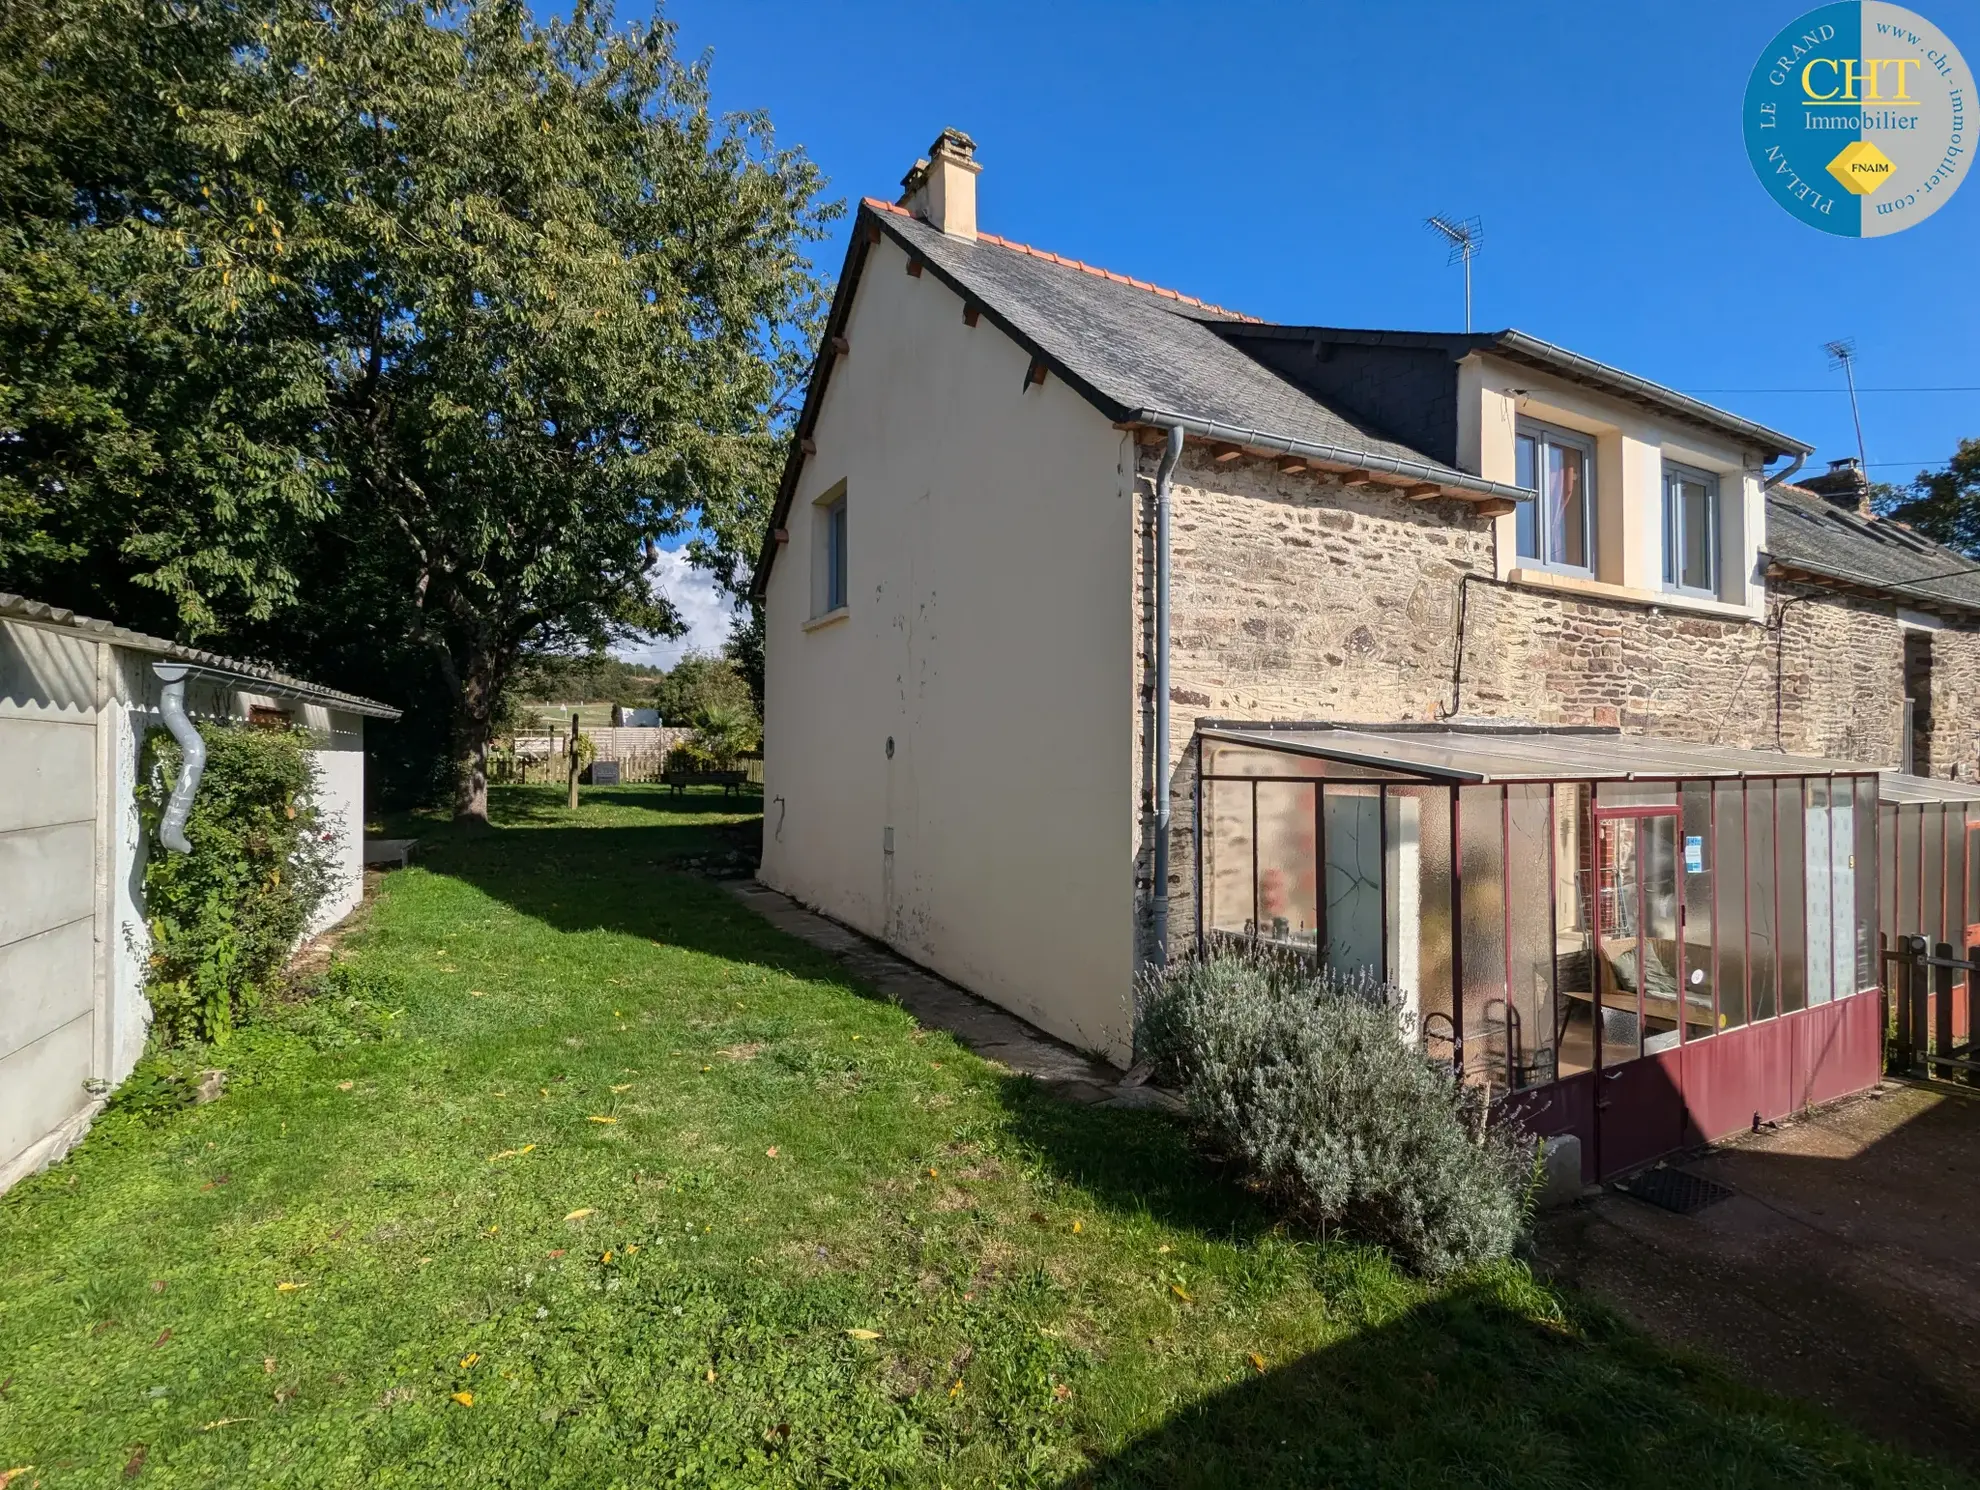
0, 592, 402, 718
874, 207, 1510, 488
1763, 486, 1980, 615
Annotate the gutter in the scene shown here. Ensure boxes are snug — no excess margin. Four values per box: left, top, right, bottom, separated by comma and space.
1151, 423, 1184, 966
1762, 451, 1806, 491
1121, 408, 1535, 505
153, 663, 206, 855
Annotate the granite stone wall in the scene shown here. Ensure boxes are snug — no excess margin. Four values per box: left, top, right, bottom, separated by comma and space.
1130, 445, 1980, 967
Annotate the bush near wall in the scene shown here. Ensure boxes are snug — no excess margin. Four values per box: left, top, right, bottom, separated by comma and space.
1137, 949, 1537, 1277
139, 724, 334, 1045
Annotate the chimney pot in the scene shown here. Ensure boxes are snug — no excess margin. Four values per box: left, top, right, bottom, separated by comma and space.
897, 128, 980, 242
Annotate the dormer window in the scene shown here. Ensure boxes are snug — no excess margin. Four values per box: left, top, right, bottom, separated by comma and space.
1662, 463, 1719, 597
1514, 420, 1594, 573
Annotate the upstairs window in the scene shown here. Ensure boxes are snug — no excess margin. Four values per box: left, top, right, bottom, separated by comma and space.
1662, 463, 1720, 597
1514, 421, 1594, 573
811, 482, 848, 619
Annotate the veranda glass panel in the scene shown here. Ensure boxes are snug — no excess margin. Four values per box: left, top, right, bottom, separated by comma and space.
1967, 815, 1980, 943
1321, 785, 1382, 975
1642, 814, 1682, 1055
1855, 780, 1880, 990
1884, 805, 1903, 951
1681, 783, 1716, 1040
1597, 780, 1678, 809
1255, 781, 1318, 953
1385, 785, 1454, 1062
1554, 784, 1597, 1076
1804, 779, 1833, 1008
1202, 742, 1329, 780
1923, 805, 1946, 949
1897, 806, 1920, 949
1748, 786, 1778, 1021
1777, 780, 1806, 1015
1505, 785, 1557, 1088
1203, 778, 1255, 936
1942, 806, 1964, 957
1458, 785, 1509, 1091
1714, 782, 1747, 1029
1830, 784, 1855, 1002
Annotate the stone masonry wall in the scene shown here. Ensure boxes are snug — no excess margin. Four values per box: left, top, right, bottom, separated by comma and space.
1130, 445, 1980, 968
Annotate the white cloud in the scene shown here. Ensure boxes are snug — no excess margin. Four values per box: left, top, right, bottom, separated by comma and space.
613, 546, 740, 670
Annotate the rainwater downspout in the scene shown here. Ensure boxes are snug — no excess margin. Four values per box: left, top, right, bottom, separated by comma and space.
1763, 451, 1807, 491
154, 663, 206, 854
1152, 422, 1184, 966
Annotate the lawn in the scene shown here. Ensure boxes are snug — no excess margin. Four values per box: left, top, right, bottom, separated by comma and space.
0, 784, 1962, 1488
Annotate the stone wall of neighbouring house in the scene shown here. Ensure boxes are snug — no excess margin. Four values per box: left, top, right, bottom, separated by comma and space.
1129, 445, 1980, 966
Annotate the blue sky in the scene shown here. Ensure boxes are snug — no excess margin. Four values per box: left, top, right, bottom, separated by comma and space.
630, 0, 1980, 662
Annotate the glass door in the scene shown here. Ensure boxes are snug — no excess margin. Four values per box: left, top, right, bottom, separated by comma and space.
1594, 810, 1688, 1176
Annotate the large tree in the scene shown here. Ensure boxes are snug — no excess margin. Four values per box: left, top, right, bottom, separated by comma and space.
1876, 438, 1980, 558
1, 0, 832, 817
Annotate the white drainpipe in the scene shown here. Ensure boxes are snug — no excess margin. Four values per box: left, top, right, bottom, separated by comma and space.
154, 663, 206, 854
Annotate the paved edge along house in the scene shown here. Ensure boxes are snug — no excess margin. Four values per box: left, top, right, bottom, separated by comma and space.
752, 130, 1980, 1178
0, 593, 400, 1193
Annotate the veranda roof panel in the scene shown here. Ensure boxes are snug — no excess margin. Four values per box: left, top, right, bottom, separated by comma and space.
1199, 723, 1879, 784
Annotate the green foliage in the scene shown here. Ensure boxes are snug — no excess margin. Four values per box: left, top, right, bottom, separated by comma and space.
509, 650, 667, 708
1, 0, 835, 814
653, 650, 757, 731
1875, 436, 1980, 557
139, 723, 334, 1045
1138, 949, 1536, 1277
260, 961, 406, 1050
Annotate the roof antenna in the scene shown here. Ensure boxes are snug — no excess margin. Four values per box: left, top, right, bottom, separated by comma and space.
1426, 214, 1482, 332
1823, 338, 1869, 474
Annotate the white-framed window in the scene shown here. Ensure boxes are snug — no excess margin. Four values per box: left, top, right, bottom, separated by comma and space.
811, 482, 848, 618
1514, 420, 1595, 574
1662, 462, 1720, 597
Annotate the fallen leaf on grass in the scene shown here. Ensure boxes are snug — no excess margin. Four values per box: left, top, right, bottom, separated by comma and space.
264, 1358, 276, 1374
1157, 1244, 1171, 1255
610, 1083, 632, 1093
625, 1244, 640, 1255
1053, 1381, 1072, 1401
151, 1330, 172, 1348
336, 1081, 354, 1091
276, 1281, 307, 1292
601, 1250, 614, 1264
200, 1419, 248, 1431
846, 1329, 880, 1341
564, 1208, 594, 1221
450, 1391, 473, 1407
948, 1379, 964, 1399
539, 1088, 550, 1097
487, 1144, 537, 1161
468, 990, 486, 998
0, 1468, 31, 1489
123, 1444, 146, 1478
926, 1168, 938, 1179
546, 1249, 566, 1259
765, 1146, 779, 1158
586, 1115, 618, 1125
699, 1065, 712, 1073
704, 1368, 716, 1383
459, 1353, 479, 1369
1248, 1352, 1267, 1373
149, 1280, 167, 1294
1169, 1284, 1193, 1303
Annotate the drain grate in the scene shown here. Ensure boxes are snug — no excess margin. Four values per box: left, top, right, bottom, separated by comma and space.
1615, 1166, 1735, 1215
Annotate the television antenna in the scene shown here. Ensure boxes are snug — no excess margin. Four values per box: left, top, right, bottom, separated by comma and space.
1824, 338, 1869, 472
1426, 214, 1483, 332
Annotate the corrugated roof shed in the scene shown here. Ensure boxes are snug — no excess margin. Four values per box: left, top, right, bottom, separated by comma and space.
0, 593, 401, 718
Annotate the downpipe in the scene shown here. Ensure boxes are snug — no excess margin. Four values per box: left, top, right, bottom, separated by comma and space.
1152, 422, 1184, 966
154, 663, 205, 855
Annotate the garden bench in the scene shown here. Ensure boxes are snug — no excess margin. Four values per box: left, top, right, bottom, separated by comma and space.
662, 770, 747, 796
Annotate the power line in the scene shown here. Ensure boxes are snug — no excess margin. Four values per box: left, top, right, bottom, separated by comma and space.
1683, 385, 1980, 394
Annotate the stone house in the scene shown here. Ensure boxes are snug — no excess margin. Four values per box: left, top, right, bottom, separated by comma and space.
751, 132, 1979, 1173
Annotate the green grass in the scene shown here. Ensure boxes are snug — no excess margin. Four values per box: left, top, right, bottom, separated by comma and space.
0, 784, 1962, 1487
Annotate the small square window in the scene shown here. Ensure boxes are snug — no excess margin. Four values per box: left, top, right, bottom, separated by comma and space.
1514, 420, 1595, 574
1662, 463, 1719, 597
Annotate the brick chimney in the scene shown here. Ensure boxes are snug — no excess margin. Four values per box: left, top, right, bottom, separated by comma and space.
898, 128, 979, 241
1803, 457, 1873, 518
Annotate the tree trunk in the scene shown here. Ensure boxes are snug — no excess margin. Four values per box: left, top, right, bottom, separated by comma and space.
453, 652, 499, 822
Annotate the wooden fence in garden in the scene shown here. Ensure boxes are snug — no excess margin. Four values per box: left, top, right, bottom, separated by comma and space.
489, 728, 760, 788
